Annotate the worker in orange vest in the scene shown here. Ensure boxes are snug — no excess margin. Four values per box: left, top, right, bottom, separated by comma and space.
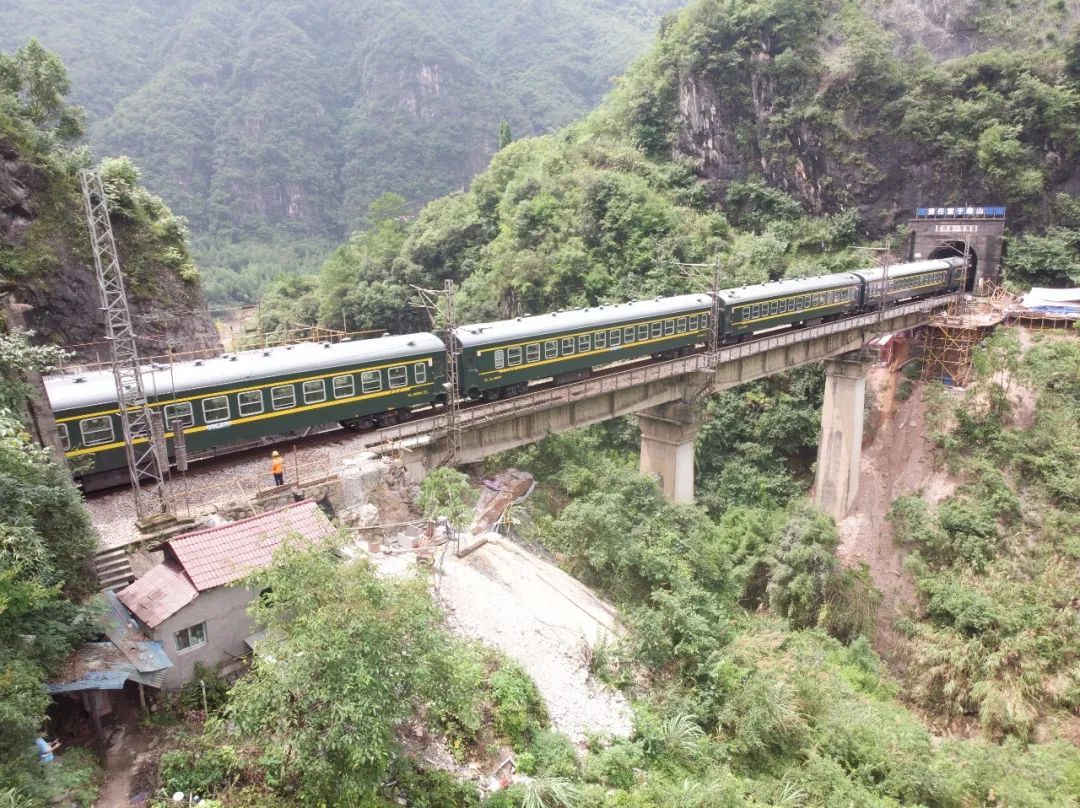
271, 450, 285, 486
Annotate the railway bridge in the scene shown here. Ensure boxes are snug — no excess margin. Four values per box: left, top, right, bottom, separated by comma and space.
362, 295, 958, 519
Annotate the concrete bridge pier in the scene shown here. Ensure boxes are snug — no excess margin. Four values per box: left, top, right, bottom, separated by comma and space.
813, 353, 874, 520
637, 401, 701, 504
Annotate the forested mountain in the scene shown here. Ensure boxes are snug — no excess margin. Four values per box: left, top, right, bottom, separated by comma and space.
0, 0, 680, 302
259, 0, 1080, 339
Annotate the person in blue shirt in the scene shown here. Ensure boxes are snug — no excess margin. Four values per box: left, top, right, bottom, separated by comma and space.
35, 735, 60, 763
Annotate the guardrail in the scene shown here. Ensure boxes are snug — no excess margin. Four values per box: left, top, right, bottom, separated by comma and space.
359, 294, 958, 453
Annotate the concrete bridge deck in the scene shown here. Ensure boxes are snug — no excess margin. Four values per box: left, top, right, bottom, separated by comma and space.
359, 295, 957, 481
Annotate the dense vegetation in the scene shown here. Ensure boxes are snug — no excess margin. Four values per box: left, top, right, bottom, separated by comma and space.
0, 0, 681, 304
0, 331, 98, 802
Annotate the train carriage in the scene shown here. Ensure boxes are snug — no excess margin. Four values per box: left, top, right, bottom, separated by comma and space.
47, 334, 446, 490
851, 257, 964, 308
454, 295, 714, 399
716, 273, 862, 339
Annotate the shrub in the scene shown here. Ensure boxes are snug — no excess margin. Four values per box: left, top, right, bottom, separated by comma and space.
179, 663, 229, 714
491, 660, 548, 749
392, 760, 481, 808
766, 504, 839, 629
583, 740, 644, 789
528, 731, 580, 778
158, 745, 240, 797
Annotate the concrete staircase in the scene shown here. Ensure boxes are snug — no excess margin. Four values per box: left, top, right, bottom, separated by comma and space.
95, 547, 134, 592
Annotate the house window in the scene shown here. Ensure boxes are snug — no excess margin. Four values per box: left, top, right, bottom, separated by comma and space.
609, 329, 621, 346
174, 621, 207, 653
388, 366, 408, 388
360, 371, 381, 393
507, 347, 522, 366
594, 331, 606, 348
202, 396, 230, 424
332, 375, 355, 399
577, 334, 590, 352
57, 423, 71, 451
81, 416, 115, 446
164, 401, 195, 428
413, 363, 428, 383
237, 390, 263, 417
526, 343, 540, 362
494, 349, 505, 369
271, 385, 296, 410
561, 337, 575, 355
544, 340, 558, 359
302, 380, 326, 403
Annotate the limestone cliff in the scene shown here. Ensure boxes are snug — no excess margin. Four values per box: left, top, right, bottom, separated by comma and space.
0, 132, 219, 362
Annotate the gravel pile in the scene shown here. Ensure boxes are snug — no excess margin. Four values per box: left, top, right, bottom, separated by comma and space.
437, 536, 633, 742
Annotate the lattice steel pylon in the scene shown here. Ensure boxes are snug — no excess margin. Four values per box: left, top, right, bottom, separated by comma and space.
413, 280, 463, 465
79, 169, 172, 521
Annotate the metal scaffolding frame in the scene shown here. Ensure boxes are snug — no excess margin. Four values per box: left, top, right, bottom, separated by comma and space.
79, 169, 172, 521
413, 280, 463, 464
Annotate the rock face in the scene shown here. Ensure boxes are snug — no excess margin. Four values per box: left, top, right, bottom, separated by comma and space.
0, 134, 219, 361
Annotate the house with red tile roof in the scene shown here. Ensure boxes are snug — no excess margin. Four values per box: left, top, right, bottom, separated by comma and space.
118, 500, 335, 688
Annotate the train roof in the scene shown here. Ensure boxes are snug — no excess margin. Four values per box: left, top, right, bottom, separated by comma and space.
850, 256, 964, 281
455, 294, 713, 348
714, 272, 860, 304
45, 332, 445, 412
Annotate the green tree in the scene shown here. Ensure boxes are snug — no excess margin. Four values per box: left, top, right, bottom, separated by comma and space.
221, 548, 483, 804
418, 467, 475, 539
0, 39, 83, 141
499, 119, 513, 149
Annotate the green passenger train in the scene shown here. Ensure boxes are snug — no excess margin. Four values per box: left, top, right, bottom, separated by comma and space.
45, 257, 965, 489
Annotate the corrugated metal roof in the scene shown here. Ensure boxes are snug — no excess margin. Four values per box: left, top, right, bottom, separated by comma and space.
46, 643, 139, 693
117, 561, 198, 629
167, 500, 335, 591
45, 333, 445, 411
102, 591, 173, 672
454, 294, 713, 347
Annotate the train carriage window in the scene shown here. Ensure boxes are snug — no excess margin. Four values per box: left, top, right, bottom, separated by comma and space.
677, 316, 687, 333
413, 363, 427, 384
701, 313, 709, 329
751, 304, 760, 318
638, 324, 649, 340
203, 396, 230, 423
388, 366, 408, 388
623, 327, 635, 343
609, 329, 621, 346
689, 315, 700, 329
494, 349, 504, 369
332, 375, 355, 399
360, 371, 381, 394
526, 343, 540, 363
594, 331, 606, 348
664, 319, 675, 335
507, 347, 522, 366
577, 335, 590, 352
779, 300, 787, 313
57, 423, 71, 451
164, 401, 195, 428
238, 390, 264, 416
271, 385, 296, 410
561, 337, 575, 355
544, 340, 558, 359
81, 416, 114, 446
769, 301, 779, 315
650, 322, 662, 338
302, 380, 326, 403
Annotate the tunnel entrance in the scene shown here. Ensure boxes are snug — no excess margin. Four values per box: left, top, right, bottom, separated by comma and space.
929, 242, 977, 292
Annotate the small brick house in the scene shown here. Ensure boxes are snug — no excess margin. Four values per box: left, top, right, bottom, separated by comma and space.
118, 500, 335, 688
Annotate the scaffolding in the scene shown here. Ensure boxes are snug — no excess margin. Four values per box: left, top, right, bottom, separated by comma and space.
920, 293, 1008, 387
79, 170, 172, 522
